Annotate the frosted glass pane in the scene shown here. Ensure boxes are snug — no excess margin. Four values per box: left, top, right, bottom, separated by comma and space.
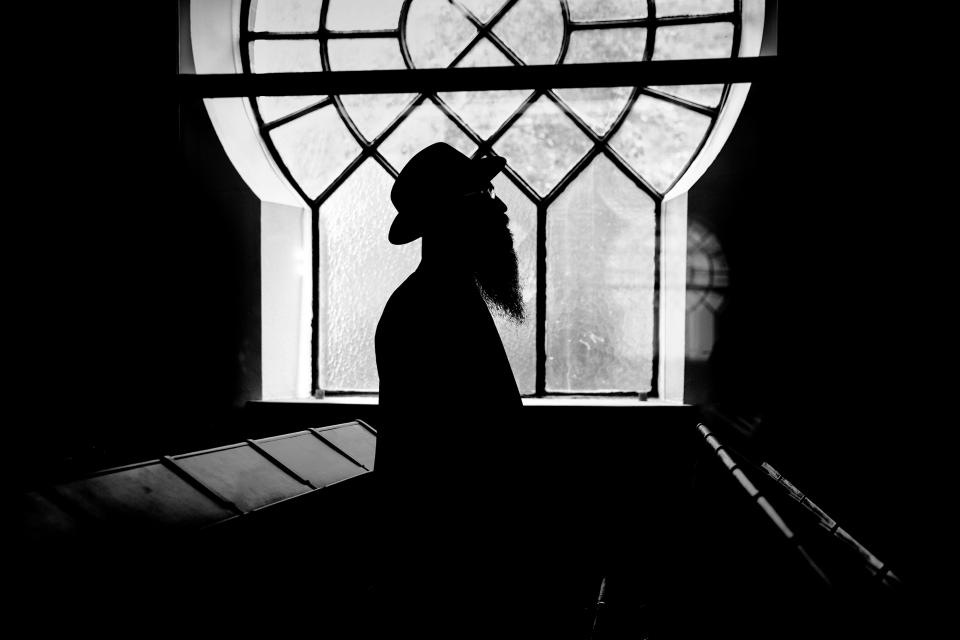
53, 464, 233, 528
319, 423, 378, 469
493, 96, 593, 196
569, 0, 646, 21
554, 86, 633, 135
656, 0, 733, 16
491, 173, 536, 394
493, 0, 564, 65
327, 38, 405, 71
456, 37, 512, 67
378, 100, 478, 173
546, 154, 655, 392
257, 95, 325, 124
271, 105, 362, 199
250, 40, 323, 73
338, 93, 416, 142
459, 0, 506, 22
176, 446, 311, 512
610, 94, 711, 192
319, 159, 420, 390
326, 0, 404, 30
256, 433, 365, 487
438, 89, 532, 139
253, 0, 323, 32
565, 28, 647, 63
649, 84, 724, 108
406, 0, 477, 68
653, 23, 734, 60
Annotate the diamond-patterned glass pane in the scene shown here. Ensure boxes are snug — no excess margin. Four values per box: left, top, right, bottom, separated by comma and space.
257, 95, 326, 124
406, 0, 477, 68
494, 96, 593, 196
553, 86, 633, 136
546, 154, 655, 393
649, 84, 724, 108
491, 172, 537, 394
327, 38, 405, 70
610, 94, 711, 192
319, 159, 421, 391
438, 89, 532, 139
271, 105, 362, 200
339, 93, 417, 142
378, 100, 478, 173
493, 0, 564, 65
251, 40, 322, 73
569, 0, 646, 21
253, 0, 323, 32
326, 0, 404, 30
565, 28, 647, 63
656, 0, 733, 16
653, 23, 734, 60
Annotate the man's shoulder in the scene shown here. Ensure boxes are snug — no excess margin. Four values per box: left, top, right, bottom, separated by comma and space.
377, 270, 426, 340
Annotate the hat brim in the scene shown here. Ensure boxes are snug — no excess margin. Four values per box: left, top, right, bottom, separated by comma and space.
388, 154, 507, 245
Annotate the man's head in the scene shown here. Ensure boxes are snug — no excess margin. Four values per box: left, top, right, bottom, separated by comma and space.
389, 143, 526, 323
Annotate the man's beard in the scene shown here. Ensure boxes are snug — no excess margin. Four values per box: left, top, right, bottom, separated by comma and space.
474, 226, 526, 324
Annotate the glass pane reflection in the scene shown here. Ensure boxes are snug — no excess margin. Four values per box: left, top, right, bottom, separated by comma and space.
653, 23, 734, 60
257, 95, 325, 124
493, 0, 564, 65
546, 154, 655, 392
610, 95, 711, 192
649, 84, 724, 108
326, 0, 404, 30
251, 40, 322, 73
406, 0, 477, 68
339, 93, 417, 142
565, 28, 647, 64
569, 0, 647, 21
270, 105, 362, 199
254, 0, 323, 32
378, 99, 478, 173
494, 95, 593, 196
656, 0, 733, 16
327, 38, 405, 71
438, 89, 532, 139
320, 160, 421, 391
554, 86, 633, 136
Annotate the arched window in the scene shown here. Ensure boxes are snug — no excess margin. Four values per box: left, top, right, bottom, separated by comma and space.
191, 0, 768, 400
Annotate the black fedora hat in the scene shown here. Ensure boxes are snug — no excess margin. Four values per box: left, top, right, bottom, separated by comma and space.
389, 142, 507, 245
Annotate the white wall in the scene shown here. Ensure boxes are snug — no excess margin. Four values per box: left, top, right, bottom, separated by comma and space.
261, 201, 311, 399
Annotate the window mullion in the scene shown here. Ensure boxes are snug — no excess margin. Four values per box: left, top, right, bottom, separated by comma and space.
536, 201, 546, 397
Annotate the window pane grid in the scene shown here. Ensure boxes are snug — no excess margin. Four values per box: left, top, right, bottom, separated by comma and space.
239, 0, 746, 398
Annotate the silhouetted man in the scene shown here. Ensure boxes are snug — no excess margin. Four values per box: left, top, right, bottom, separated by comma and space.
374, 142, 530, 636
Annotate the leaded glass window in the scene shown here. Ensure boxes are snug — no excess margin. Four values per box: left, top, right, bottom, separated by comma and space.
240, 0, 757, 398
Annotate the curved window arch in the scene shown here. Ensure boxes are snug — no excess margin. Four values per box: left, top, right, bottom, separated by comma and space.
199, 0, 766, 398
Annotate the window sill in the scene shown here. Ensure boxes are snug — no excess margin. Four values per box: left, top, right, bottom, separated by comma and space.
256, 396, 689, 408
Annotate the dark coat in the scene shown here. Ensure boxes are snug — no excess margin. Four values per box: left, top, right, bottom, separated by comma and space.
373, 263, 539, 636
375, 263, 521, 478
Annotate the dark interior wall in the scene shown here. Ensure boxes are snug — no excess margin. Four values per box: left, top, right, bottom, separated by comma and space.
684, 9, 929, 588
10, 6, 262, 489
176, 98, 263, 438
684, 78, 781, 411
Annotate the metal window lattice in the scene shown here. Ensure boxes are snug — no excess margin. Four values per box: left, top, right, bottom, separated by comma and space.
238, 0, 745, 397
